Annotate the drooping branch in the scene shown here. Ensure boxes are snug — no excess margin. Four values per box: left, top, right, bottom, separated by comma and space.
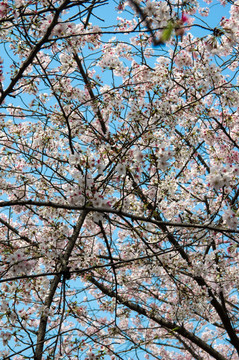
127, 170, 239, 353
89, 276, 227, 360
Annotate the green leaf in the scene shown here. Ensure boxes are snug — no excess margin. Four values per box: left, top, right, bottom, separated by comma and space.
161, 21, 174, 42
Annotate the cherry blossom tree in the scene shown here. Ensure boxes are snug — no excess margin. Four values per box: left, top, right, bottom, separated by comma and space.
0, 0, 239, 359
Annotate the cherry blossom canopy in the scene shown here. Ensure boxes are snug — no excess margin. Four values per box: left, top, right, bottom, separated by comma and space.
0, 0, 239, 359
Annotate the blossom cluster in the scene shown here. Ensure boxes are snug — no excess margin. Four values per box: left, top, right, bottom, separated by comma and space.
8, 250, 34, 276
0, 0, 238, 359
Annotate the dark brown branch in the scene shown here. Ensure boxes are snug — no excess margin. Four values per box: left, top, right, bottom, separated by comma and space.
34, 210, 88, 360
0, 0, 71, 105
0, 216, 37, 246
73, 52, 107, 135
0, 199, 238, 233
90, 276, 227, 360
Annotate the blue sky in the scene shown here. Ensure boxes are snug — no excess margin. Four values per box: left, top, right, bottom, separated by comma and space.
0, 1, 237, 359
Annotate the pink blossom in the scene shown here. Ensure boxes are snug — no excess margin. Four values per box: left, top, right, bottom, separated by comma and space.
0, 2, 8, 18
181, 12, 189, 23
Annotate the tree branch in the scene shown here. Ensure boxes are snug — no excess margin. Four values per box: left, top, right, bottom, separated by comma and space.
34, 209, 88, 360
89, 276, 227, 360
